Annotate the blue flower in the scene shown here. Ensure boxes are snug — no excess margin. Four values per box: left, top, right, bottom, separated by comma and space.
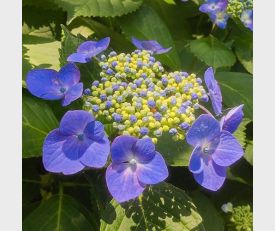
220, 105, 244, 133
131, 37, 171, 55
199, 0, 227, 14
67, 37, 110, 63
204, 67, 222, 115
186, 114, 243, 191
241, 10, 253, 31
106, 136, 168, 202
209, 11, 229, 29
26, 63, 83, 106
43, 110, 110, 175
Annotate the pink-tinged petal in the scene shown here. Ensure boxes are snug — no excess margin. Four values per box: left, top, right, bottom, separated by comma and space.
59, 110, 94, 136
106, 163, 145, 203
221, 105, 244, 133
26, 69, 64, 100
111, 135, 138, 164
80, 136, 110, 168
194, 160, 226, 191
42, 129, 85, 175
58, 63, 80, 87
212, 131, 243, 167
67, 53, 90, 63
62, 82, 83, 106
189, 147, 204, 174
133, 137, 155, 163
136, 152, 168, 185
186, 114, 221, 147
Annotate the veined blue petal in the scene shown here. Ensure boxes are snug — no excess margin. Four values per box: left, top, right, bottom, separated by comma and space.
62, 82, 83, 106
220, 105, 244, 133
133, 137, 155, 163
58, 63, 80, 87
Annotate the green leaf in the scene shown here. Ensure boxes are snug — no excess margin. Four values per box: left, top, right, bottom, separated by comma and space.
54, 0, 144, 23
23, 193, 98, 230
23, 35, 61, 80
23, 93, 58, 158
233, 118, 251, 147
190, 192, 224, 231
188, 35, 236, 69
244, 140, 253, 165
163, 0, 176, 4
119, 4, 182, 69
100, 182, 205, 231
235, 36, 253, 74
215, 72, 253, 119
156, 133, 192, 166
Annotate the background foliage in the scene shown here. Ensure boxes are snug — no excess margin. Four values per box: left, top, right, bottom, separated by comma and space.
22, 0, 253, 230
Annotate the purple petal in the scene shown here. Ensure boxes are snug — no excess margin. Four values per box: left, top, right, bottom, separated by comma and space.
204, 67, 222, 115
26, 69, 64, 100
111, 135, 138, 164
77, 37, 110, 57
189, 147, 204, 174
136, 152, 168, 185
199, 0, 227, 14
84, 121, 105, 141
58, 63, 80, 87
194, 160, 226, 191
241, 10, 253, 31
62, 135, 92, 160
131, 37, 171, 54
133, 137, 155, 163
186, 114, 221, 147
59, 110, 94, 136
67, 53, 90, 63
220, 105, 244, 133
106, 163, 145, 203
80, 136, 110, 168
62, 82, 83, 106
42, 129, 85, 175
210, 11, 229, 29
212, 131, 243, 167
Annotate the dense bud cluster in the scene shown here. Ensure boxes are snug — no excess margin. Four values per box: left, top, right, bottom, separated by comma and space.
83, 50, 207, 143
227, 0, 253, 18
229, 205, 253, 231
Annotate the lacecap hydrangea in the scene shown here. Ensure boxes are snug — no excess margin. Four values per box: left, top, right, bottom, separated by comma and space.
83, 50, 208, 143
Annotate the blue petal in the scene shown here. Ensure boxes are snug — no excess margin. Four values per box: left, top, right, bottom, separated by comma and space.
84, 121, 105, 141
220, 105, 244, 133
241, 10, 253, 31
58, 63, 80, 88
133, 137, 155, 163
209, 11, 229, 29
77, 37, 110, 57
80, 136, 110, 168
204, 67, 222, 115
42, 129, 85, 175
106, 163, 145, 203
62, 135, 92, 160
67, 53, 90, 63
26, 69, 64, 100
62, 82, 83, 106
194, 160, 226, 191
111, 135, 138, 164
131, 37, 171, 54
136, 152, 168, 184
189, 147, 204, 174
186, 114, 221, 147
212, 131, 243, 167
59, 110, 94, 136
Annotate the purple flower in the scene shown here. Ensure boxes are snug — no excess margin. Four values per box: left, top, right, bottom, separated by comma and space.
26, 63, 83, 107
209, 11, 229, 29
220, 105, 244, 133
43, 110, 110, 175
186, 114, 243, 191
241, 10, 253, 31
67, 37, 110, 63
199, 0, 227, 14
204, 67, 222, 115
131, 37, 171, 55
106, 136, 168, 202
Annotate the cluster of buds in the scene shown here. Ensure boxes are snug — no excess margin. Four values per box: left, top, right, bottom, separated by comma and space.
227, 0, 253, 18
83, 50, 208, 143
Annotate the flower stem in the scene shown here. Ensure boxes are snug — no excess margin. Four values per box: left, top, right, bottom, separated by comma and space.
198, 104, 214, 117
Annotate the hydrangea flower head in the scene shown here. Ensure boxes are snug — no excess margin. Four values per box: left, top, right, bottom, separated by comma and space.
67, 37, 110, 63
241, 9, 253, 31
220, 104, 244, 133
199, 0, 227, 14
26, 63, 83, 106
106, 136, 168, 202
131, 37, 171, 55
204, 67, 222, 115
209, 11, 229, 29
186, 114, 243, 191
43, 110, 110, 175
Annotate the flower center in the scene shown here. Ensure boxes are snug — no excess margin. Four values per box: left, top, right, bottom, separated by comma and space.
60, 87, 67, 93
203, 147, 209, 154
129, 158, 137, 165
77, 133, 84, 141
